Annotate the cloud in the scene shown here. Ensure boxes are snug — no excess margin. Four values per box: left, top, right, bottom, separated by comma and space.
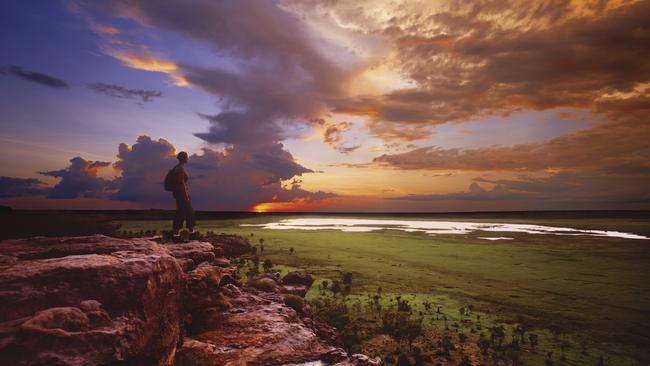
388, 182, 530, 201
110, 136, 177, 202
39, 157, 112, 199
471, 171, 650, 204
323, 122, 351, 145
107, 51, 189, 86
84, 0, 355, 147
322, 121, 360, 153
373, 119, 650, 173
109, 136, 333, 210
2, 65, 68, 88
88, 82, 162, 103
323, 0, 650, 139
194, 111, 285, 146
373, 114, 650, 205
0, 177, 49, 198
12, 135, 333, 210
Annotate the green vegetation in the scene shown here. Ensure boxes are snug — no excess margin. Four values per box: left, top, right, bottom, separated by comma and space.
119, 215, 650, 365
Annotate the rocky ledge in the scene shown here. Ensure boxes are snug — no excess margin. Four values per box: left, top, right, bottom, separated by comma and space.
0, 235, 380, 366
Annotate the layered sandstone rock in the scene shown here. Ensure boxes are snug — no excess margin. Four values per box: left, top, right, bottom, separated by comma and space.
0, 234, 379, 366
0, 235, 183, 365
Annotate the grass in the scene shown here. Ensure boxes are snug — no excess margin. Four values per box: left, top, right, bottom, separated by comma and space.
119, 214, 650, 365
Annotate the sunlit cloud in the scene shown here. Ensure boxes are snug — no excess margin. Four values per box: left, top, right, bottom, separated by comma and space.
108, 51, 189, 86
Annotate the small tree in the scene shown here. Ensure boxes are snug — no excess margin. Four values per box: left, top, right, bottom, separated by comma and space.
262, 259, 273, 272
490, 325, 506, 346
249, 255, 260, 276
529, 333, 539, 352
545, 351, 555, 366
459, 332, 468, 347
289, 247, 295, 255
331, 280, 341, 295
477, 333, 490, 356
439, 335, 455, 357
342, 271, 353, 285
514, 324, 527, 344
560, 340, 570, 362
343, 284, 351, 295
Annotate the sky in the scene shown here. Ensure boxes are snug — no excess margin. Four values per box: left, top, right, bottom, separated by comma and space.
0, 0, 648, 212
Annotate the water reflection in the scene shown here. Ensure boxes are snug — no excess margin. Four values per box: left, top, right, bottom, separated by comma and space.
242, 218, 649, 240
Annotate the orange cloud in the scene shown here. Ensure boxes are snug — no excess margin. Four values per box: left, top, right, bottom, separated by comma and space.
109, 51, 189, 86
397, 34, 454, 48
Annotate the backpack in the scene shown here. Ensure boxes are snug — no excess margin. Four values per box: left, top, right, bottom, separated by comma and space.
164, 168, 178, 192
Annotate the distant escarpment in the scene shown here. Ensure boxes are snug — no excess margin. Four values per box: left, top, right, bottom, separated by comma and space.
0, 234, 380, 366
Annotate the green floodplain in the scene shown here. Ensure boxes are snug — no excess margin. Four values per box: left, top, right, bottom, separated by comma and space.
119, 213, 650, 365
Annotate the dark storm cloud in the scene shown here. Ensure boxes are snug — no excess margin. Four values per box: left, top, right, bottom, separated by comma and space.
194, 111, 285, 146
0, 176, 49, 198
88, 82, 161, 103
90, 0, 349, 146
39, 157, 112, 199
1, 65, 69, 88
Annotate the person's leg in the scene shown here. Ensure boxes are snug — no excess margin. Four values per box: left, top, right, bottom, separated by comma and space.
173, 192, 183, 234
186, 198, 196, 232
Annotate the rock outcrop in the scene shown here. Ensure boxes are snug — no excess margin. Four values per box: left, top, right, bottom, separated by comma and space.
0, 236, 184, 365
0, 235, 380, 366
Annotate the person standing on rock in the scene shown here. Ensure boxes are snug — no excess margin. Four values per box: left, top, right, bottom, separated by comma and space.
165, 151, 196, 240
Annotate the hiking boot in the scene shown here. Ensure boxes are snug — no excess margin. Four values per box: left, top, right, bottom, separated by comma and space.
188, 230, 200, 240
172, 234, 183, 243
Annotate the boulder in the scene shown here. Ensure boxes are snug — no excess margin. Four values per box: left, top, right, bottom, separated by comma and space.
281, 284, 310, 297
176, 292, 330, 366
282, 271, 314, 287
203, 234, 253, 257
250, 277, 280, 293
322, 347, 349, 363
165, 241, 218, 271
0, 235, 183, 365
256, 271, 282, 284
184, 262, 235, 311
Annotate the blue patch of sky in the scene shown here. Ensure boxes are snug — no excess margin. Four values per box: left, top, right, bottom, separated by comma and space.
0, 1, 239, 177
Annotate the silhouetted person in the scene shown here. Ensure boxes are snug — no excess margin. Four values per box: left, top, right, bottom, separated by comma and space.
165, 151, 196, 239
